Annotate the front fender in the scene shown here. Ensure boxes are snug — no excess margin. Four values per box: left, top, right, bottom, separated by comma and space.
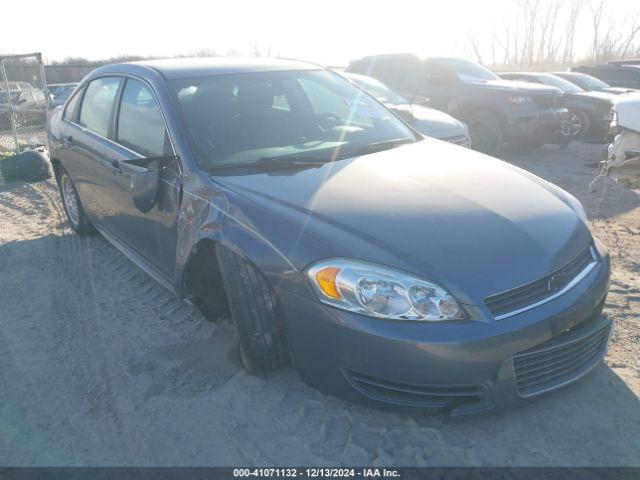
173, 184, 302, 298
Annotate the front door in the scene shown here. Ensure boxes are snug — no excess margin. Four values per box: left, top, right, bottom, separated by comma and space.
101, 77, 181, 279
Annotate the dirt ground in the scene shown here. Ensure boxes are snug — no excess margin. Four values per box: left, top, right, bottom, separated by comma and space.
0, 142, 638, 466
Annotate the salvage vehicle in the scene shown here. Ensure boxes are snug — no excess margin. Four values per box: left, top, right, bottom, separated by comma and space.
343, 72, 470, 146
0, 81, 47, 128
346, 54, 569, 154
551, 71, 637, 95
500, 72, 615, 140
48, 58, 611, 416
571, 64, 640, 90
606, 94, 640, 188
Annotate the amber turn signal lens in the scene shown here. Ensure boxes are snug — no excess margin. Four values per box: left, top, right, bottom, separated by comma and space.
315, 267, 341, 298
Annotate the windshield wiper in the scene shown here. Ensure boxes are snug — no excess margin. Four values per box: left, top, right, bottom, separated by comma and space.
255, 155, 335, 166
349, 138, 416, 156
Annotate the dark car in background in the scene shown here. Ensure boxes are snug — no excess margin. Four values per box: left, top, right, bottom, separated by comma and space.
47, 58, 611, 416
346, 54, 568, 155
571, 64, 640, 90
500, 72, 615, 140
551, 71, 636, 95
48, 83, 79, 109
607, 59, 640, 66
343, 72, 470, 146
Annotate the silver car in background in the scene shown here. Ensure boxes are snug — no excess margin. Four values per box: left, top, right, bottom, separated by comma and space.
343, 72, 471, 147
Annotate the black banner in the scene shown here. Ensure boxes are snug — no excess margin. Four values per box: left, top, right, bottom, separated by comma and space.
0, 468, 639, 480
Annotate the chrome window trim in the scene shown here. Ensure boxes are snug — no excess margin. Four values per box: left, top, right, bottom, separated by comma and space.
62, 72, 177, 158
494, 247, 599, 321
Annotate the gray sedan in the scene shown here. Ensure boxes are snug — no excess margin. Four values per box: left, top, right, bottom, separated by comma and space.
47, 58, 610, 416
344, 72, 471, 146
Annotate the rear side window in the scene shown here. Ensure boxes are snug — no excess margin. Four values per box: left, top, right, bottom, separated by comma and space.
116, 78, 168, 157
63, 87, 83, 121
79, 77, 120, 137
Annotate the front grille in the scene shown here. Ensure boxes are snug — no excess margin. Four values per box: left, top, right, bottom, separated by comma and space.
533, 95, 556, 109
486, 247, 597, 319
445, 135, 470, 147
513, 321, 611, 397
344, 370, 487, 409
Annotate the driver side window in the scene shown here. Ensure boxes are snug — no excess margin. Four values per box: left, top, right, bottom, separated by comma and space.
116, 79, 170, 157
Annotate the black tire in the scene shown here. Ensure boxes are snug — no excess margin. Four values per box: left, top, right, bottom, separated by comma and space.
568, 109, 591, 139
216, 246, 289, 375
57, 167, 95, 236
465, 110, 504, 155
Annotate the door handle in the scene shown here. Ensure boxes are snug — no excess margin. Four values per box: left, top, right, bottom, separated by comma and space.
110, 159, 122, 176
63, 135, 74, 144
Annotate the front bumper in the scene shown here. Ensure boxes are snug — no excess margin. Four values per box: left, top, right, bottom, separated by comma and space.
505, 108, 570, 145
279, 241, 611, 416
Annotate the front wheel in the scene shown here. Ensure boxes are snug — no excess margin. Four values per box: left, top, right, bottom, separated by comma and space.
568, 110, 591, 139
58, 167, 94, 236
465, 111, 504, 156
216, 246, 289, 375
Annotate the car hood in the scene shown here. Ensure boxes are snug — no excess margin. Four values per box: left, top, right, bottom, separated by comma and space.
570, 90, 616, 104
613, 93, 640, 131
387, 103, 466, 138
602, 87, 637, 95
465, 78, 562, 95
212, 140, 592, 304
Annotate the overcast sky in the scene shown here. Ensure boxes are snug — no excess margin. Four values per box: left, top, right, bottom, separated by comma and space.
3, 0, 638, 65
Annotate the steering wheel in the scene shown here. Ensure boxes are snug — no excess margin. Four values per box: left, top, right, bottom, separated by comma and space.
317, 112, 343, 131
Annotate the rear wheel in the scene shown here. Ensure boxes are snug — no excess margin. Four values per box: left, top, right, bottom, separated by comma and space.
465, 111, 504, 155
216, 246, 289, 375
58, 167, 94, 236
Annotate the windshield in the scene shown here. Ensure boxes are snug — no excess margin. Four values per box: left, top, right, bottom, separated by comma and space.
345, 74, 408, 105
433, 58, 499, 82
540, 74, 583, 93
170, 70, 416, 169
568, 73, 609, 90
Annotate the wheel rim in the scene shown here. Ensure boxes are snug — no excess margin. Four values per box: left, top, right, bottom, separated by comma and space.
61, 175, 80, 226
569, 112, 583, 137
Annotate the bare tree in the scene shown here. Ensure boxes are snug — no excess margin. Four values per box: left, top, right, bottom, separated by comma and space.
467, 0, 640, 71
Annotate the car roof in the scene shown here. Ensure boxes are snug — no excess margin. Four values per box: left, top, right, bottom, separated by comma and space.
124, 57, 323, 80
577, 64, 640, 70
500, 72, 540, 77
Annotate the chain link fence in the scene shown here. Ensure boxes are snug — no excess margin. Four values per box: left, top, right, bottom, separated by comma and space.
0, 53, 103, 157
0, 53, 48, 154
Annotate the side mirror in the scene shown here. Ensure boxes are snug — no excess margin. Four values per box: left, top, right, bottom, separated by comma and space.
127, 155, 176, 213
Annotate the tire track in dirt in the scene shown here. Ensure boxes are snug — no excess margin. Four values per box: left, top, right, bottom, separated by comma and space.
1, 141, 639, 467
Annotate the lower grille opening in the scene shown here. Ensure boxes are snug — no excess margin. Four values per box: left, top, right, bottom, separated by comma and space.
513, 320, 611, 397
344, 369, 487, 410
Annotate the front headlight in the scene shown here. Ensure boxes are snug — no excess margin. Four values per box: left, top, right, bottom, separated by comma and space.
610, 109, 618, 129
507, 95, 533, 105
306, 259, 464, 321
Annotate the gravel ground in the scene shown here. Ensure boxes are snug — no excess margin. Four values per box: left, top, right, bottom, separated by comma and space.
0, 142, 638, 466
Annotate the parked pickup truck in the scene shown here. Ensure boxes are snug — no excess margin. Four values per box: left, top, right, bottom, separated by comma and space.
346, 54, 569, 155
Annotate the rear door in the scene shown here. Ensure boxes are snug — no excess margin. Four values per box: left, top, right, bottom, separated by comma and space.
101, 77, 181, 278
61, 76, 121, 219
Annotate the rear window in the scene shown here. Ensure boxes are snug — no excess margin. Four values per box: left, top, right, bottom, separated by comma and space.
79, 77, 120, 137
